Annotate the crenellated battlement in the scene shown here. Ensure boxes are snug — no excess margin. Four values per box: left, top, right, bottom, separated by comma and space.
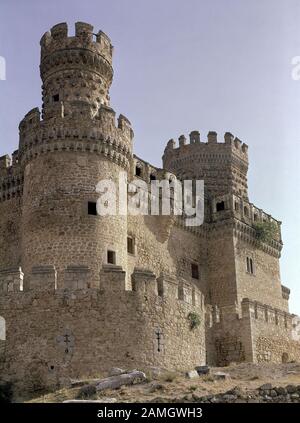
163, 131, 248, 161
0, 265, 204, 311
210, 193, 282, 240
40, 22, 114, 120
40, 22, 113, 65
163, 130, 249, 199
206, 298, 300, 365
241, 298, 293, 329
0, 153, 23, 203
0, 154, 12, 171
17, 105, 133, 169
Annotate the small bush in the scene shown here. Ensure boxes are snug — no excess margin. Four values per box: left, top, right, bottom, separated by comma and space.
188, 312, 201, 330
76, 384, 96, 399
253, 221, 278, 244
202, 375, 215, 382
161, 372, 177, 383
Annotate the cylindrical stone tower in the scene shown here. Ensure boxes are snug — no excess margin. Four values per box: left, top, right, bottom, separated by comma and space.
19, 22, 134, 288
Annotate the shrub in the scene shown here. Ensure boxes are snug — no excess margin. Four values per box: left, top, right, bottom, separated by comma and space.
253, 221, 278, 244
161, 372, 177, 383
188, 312, 201, 330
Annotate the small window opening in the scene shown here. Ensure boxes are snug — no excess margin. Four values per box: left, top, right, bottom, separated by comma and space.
150, 174, 156, 181
107, 250, 116, 265
53, 94, 60, 102
246, 257, 254, 274
135, 166, 142, 177
88, 201, 97, 216
216, 201, 225, 212
191, 263, 199, 280
127, 237, 135, 255
244, 206, 249, 217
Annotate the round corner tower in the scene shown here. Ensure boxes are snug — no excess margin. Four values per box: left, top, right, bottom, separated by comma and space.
19, 22, 134, 288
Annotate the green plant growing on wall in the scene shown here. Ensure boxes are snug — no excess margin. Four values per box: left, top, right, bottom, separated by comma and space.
253, 221, 278, 244
188, 312, 201, 330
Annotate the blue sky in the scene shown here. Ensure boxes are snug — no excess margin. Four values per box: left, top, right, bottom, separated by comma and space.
0, 0, 299, 314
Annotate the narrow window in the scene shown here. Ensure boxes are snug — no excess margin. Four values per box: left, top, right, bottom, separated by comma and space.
135, 166, 142, 177
150, 174, 156, 181
191, 263, 199, 280
88, 201, 97, 216
127, 236, 135, 255
250, 258, 254, 274
246, 257, 250, 273
254, 214, 258, 221
244, 206, 249, 217
107, 250, 116, 265
246, 257, 254, 274
216, 201, 225, 211
53, 94, 60, 102
234, 202, 239, 211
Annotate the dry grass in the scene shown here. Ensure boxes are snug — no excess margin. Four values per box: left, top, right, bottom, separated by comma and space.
26, 363, 300, 403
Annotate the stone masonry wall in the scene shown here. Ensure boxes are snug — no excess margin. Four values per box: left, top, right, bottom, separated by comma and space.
234, 238, 286, 312
20, 151, 128, 289
127, 215, 208, 296
207, 299, 300, 367
0, 266, 205, 396
241, 299, 300, 363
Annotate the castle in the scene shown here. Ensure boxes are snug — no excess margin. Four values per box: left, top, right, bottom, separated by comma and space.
0, 22, 299, 396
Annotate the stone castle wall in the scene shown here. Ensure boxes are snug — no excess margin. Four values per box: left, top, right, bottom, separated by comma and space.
127, 215, 208, 295
21, 149, 128, 288
0, 266, 205, 395
0, 155, 23, 270
234, 238, 287, 312
0, 21, 298, 398
207, 299, 300, 366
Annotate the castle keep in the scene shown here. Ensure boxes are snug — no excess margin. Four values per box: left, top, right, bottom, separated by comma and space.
0, 22, 299, 395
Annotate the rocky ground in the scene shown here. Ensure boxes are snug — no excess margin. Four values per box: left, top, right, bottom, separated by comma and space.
27, 362, 300, 403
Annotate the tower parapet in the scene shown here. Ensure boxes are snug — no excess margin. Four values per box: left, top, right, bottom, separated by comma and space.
163, 130, 249, 199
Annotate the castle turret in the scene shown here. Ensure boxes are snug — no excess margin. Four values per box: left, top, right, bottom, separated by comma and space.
40, 22, 113, 120
163, 131, 249, 199
18, 22, 133, 288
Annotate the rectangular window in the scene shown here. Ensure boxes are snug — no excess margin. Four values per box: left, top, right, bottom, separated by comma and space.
88, 202, 97, 216
216, 201, 225, 211
107, 250, 116, 265
127, 236, 135, 255
246, 257, 254, 274
191, 263, 199, 280
135, 166, 142, 177
53, 94, 60, 102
